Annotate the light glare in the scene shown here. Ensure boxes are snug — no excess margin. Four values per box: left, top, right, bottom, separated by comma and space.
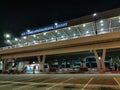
5, 34, 11, 38
83, 24, 86, 27
93, 13, 97, 16
15, 38, 18, 41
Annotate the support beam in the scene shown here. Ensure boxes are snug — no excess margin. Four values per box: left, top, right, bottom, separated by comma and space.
2, 59, 6, 73
93, 49, 106, 73
2, 40, 120, 59
38, 55, 46, 72
70, 60, 74, 69
58, 59, 62, 69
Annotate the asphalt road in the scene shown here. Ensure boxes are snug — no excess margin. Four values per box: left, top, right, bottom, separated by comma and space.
0, 74, 120, 90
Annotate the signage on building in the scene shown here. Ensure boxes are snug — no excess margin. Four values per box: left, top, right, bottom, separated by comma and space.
21, 22, 68, 36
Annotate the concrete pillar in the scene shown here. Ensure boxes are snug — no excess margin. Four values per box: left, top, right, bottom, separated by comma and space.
58, 59, 62, 69
38, 55, 46, 72
70, 60, 74, 69
2, 59, 7, 73
93, 49, 106, 73
80, 58, 86, 68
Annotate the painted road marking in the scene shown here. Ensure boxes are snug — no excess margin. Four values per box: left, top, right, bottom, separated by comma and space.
81, 78, 93, 90
114, 78, 120, 86
0, 84, 12, 87
12, 77, 58, 90
46, 77, 73, 90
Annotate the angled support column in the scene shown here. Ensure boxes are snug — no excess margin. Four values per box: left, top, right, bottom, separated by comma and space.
58, 59, 62, 69
93, 49, 106, 73
70, 60, 74, 69
38, 55, 46, 72
2, 59, 7, 73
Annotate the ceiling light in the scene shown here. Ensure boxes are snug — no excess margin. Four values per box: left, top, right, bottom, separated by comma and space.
54, 22, 58, 26
101, 28, 104, 31
100, 20, 103, 23
99, 57, 101, 60
33, 35, 36, 37
73, 33, 76, 36
23, 36, 27, 39
86, 31, 89, 34
51, 38, 54, 40
43, 32, 46, 35
33, 40, 36, 43
101, 23, 104, 26
68, 27, 71, 30
27, 29, 30, 32
61, 36, 64, 38
118, 20, 120, 23
7, 40, 10, 43
83, 24, 86, 27
15, 38, 18, 41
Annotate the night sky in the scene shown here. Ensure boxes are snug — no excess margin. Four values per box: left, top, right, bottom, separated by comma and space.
0, 0, 120, 46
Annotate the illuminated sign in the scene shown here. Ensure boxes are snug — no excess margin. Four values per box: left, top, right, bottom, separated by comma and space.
21, 22, 68, 36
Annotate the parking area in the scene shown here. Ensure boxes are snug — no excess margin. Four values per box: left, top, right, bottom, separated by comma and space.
0, 74, 120, 90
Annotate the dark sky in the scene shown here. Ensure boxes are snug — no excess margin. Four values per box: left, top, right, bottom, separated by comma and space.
0, 0, 120, 46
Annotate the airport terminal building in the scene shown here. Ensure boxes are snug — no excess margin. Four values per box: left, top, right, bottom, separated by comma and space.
0, 8, 120, 74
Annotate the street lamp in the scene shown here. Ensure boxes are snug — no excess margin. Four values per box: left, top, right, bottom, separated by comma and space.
4, 33, 11, 45
5, 34, 11, 38
92, 13, 98, 35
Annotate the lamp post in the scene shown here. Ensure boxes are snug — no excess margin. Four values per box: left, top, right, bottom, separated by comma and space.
93, 13, 98, 35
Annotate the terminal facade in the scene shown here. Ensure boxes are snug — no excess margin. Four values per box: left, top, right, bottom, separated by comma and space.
0, 8, 120, 74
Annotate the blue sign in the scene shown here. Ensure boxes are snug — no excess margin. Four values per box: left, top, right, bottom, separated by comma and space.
21, 22, 68, 36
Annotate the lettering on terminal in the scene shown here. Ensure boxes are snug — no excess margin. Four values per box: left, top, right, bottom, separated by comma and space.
21, 22, 68, 36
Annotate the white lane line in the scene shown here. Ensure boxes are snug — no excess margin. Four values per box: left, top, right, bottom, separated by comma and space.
81, 78, 93, 90
114, 78, 120, 86
0, 84, 11, 87
46, 77, 73, 90
12, 77, 58, 90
